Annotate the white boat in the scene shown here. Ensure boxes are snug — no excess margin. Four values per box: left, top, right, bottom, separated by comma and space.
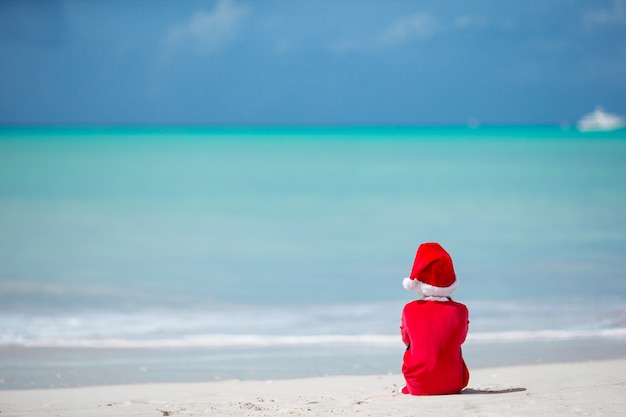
576, 107, 626, 132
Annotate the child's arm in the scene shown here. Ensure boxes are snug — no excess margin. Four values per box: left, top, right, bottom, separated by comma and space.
400, 312, 410, 347
460, 307, 469, 344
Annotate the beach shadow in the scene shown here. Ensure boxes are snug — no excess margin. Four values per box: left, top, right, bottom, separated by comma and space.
462, 387, 527, 395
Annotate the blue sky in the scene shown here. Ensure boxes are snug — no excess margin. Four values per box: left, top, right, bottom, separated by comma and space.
1, 0, 625, 126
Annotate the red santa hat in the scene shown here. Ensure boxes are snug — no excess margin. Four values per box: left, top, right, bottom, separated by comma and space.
402, 242, 458, 297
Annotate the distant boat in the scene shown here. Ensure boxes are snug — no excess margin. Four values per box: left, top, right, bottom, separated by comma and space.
576, 107, 626, 132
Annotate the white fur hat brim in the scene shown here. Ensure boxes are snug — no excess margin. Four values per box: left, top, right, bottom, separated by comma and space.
402, 277, 458, 297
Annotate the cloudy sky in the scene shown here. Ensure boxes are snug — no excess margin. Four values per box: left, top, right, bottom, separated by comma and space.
1, 0, 625, 126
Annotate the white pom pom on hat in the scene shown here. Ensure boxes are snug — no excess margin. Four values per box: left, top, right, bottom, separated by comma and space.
402, 242, 458, 297
402, 277, 420, 292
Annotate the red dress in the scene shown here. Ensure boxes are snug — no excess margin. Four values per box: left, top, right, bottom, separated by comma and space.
400, 299, 469, 395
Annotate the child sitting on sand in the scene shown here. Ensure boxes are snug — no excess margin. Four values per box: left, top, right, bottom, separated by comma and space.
400, 242, 469, 395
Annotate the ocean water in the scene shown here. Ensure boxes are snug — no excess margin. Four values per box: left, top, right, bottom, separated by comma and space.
1, 126, 625, 388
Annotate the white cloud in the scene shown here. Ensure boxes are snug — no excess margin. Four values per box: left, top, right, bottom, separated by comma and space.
328, 38, 367, 53
166, 0, 249, 54
583, 0, 626, 26
329, 12, 439, 53
379, 12, 439, 45
329, 11, 495, 54
454, 15, 489, 30
273, 39, 296, 55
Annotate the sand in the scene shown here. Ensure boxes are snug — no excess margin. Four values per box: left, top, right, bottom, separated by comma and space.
1, 358, 625, 417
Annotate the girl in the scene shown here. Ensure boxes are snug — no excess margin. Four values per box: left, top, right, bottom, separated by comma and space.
400, 242, 470, 395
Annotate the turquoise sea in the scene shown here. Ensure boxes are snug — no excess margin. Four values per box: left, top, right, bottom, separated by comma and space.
1, 126, 625, 388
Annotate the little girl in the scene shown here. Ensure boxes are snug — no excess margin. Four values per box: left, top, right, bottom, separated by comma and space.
400, 242, 469, 395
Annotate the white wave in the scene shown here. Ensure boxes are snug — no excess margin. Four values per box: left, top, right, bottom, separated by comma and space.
4, 327, 626, 349
467, 328, 626, 342
5, 334, 400, 349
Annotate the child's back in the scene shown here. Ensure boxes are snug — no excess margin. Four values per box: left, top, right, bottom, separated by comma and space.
400, 243, 469, 395
401, 299, 469, 395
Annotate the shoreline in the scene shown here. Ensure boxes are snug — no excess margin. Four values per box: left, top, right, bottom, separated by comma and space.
1, 358, 625, 416
3, 337, 626, 390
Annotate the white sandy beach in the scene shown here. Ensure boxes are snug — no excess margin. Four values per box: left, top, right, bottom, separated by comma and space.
1, 358, 624, 417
